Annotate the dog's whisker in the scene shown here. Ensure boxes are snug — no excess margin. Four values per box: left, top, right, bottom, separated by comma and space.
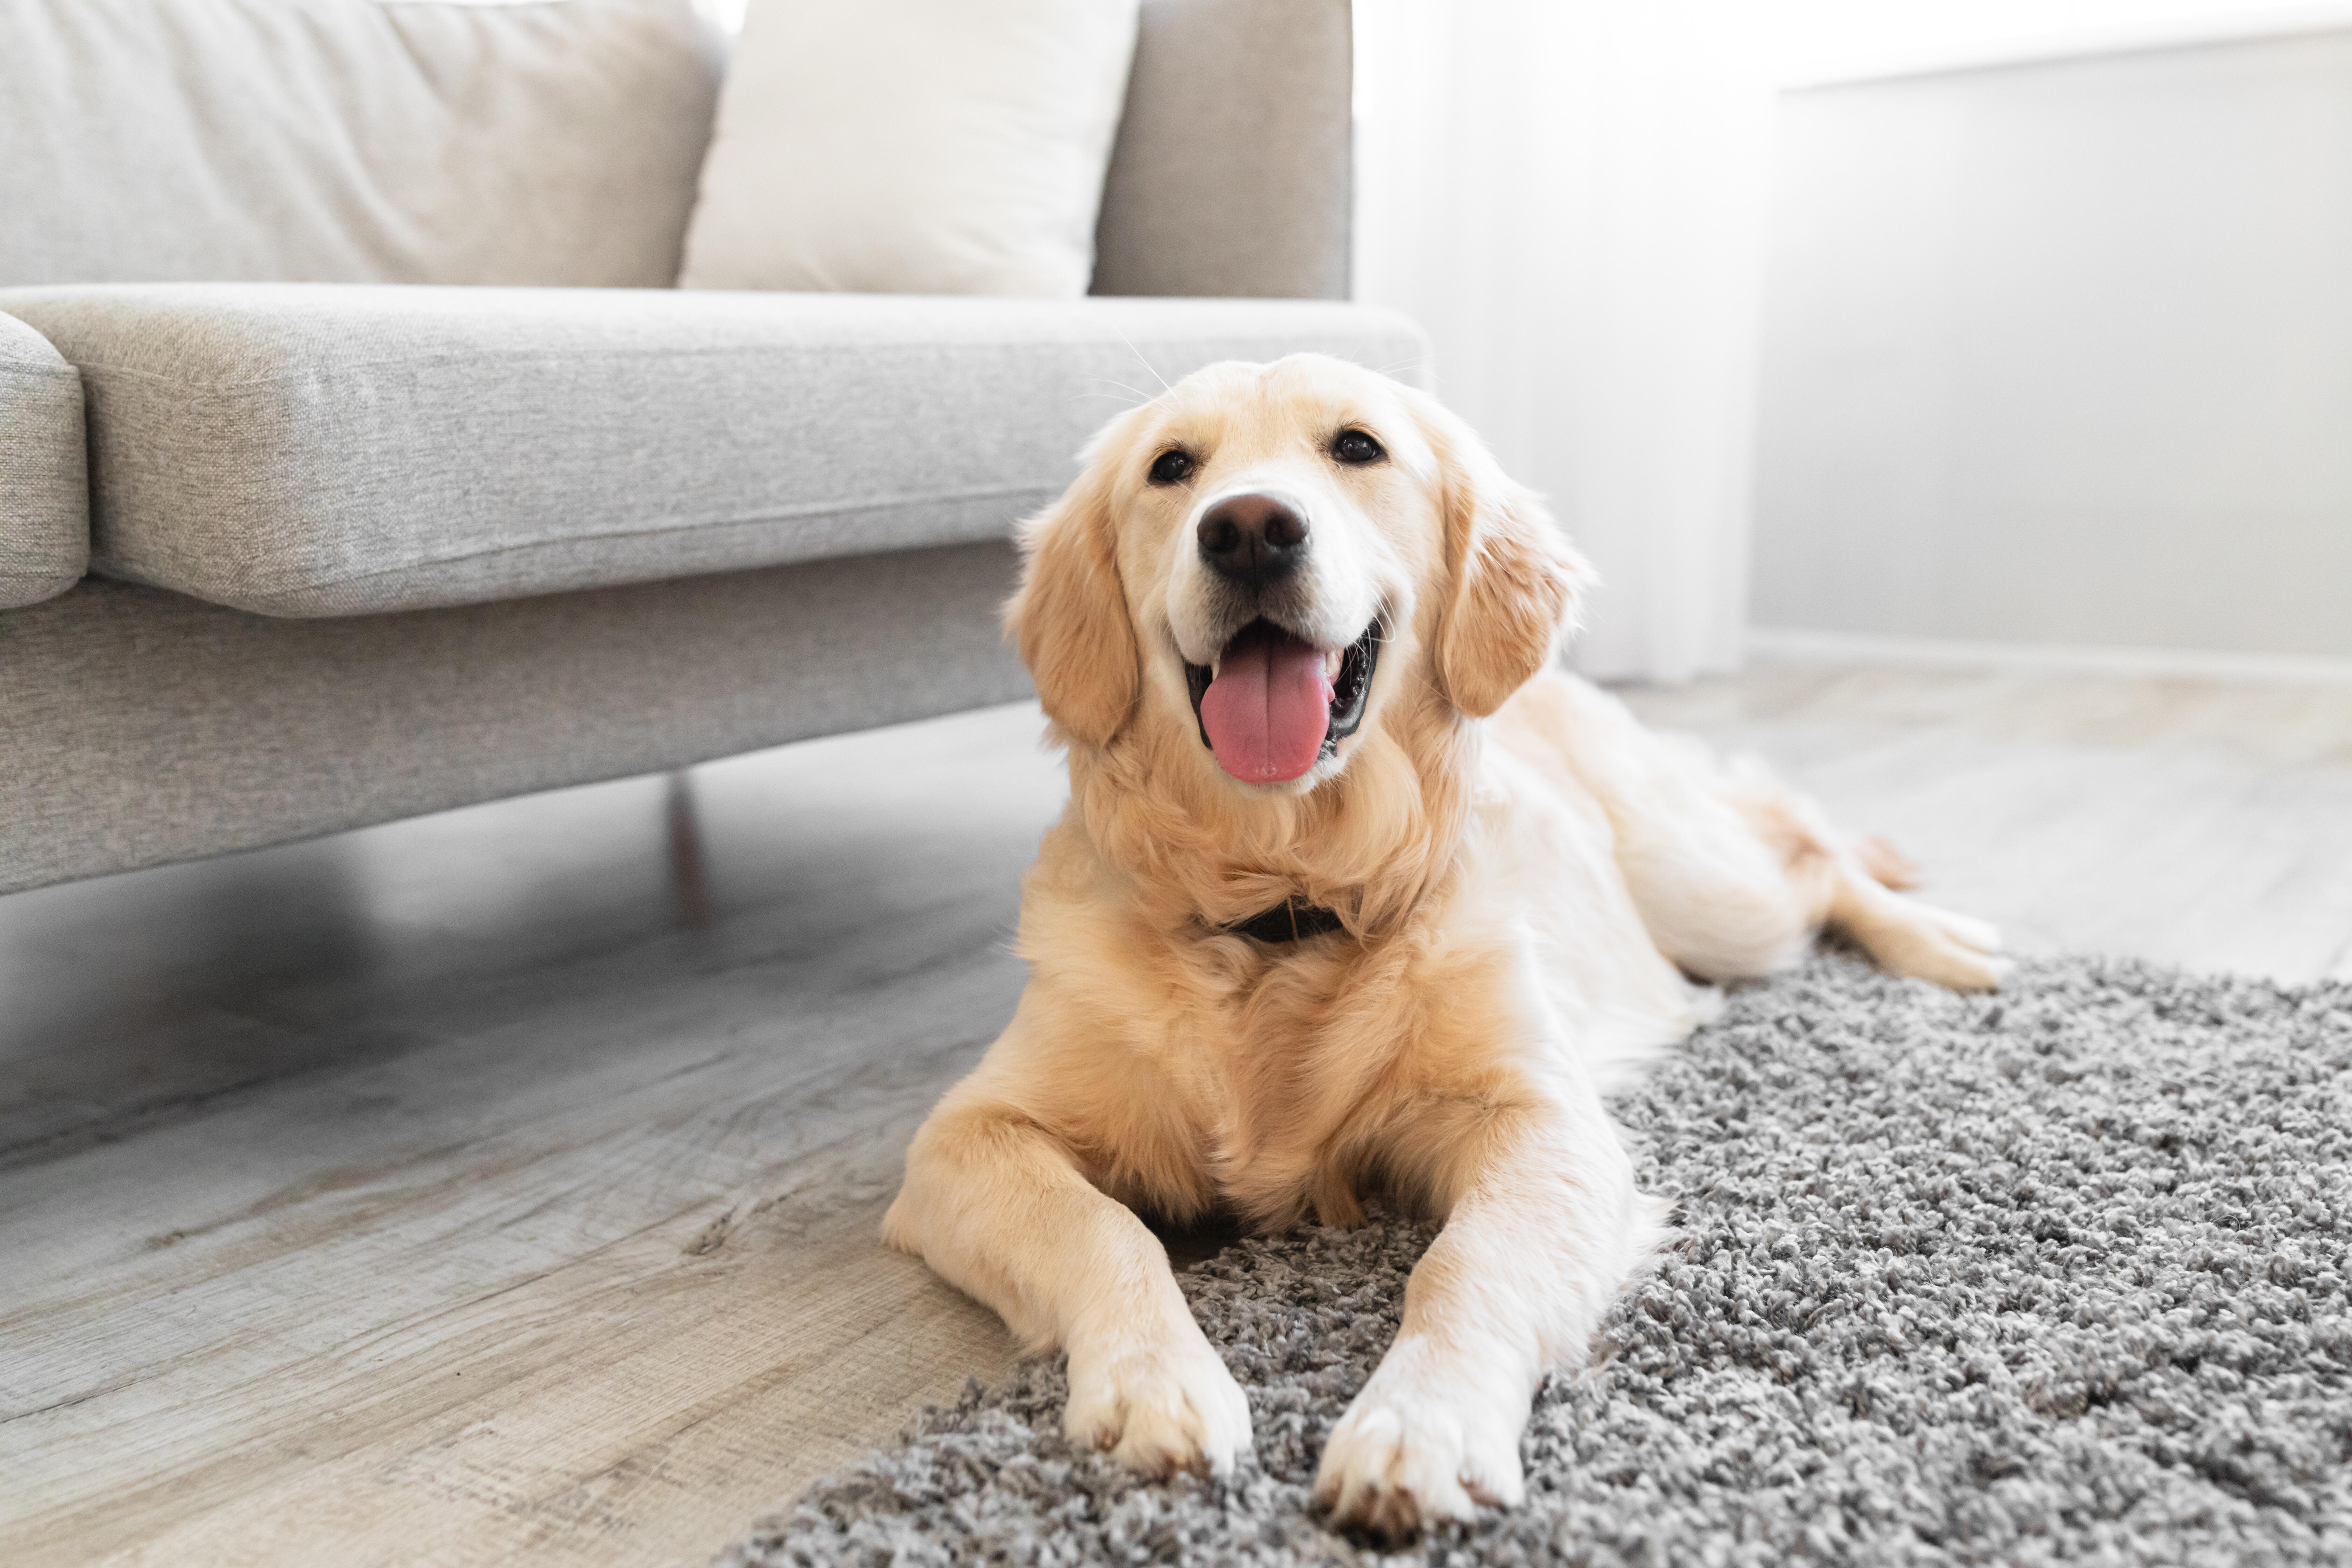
1071, 376, 1165, 409
1112, 327, 1172, 395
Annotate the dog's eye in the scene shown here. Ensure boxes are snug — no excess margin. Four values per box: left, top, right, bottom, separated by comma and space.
1332, 429, 1386, 465
1148, 449, 1196, 485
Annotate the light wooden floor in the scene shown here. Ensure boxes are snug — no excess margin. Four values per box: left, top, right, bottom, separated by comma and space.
6, 657, 2351, 1568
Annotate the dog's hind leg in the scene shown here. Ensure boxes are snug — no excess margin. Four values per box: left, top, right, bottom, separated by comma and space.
1729, 771, 2009, 990
1495, 671, 2008, 991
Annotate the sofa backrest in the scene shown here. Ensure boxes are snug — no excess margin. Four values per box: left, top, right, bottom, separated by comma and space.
0, 0, 1351, 299
1093, 0, 1353, 301
0, 0, 724, 289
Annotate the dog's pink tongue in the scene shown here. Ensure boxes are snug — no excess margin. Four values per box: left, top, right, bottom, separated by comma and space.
1199, 625, 1332, 783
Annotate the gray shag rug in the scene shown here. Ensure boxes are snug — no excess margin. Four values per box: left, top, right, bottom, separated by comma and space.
721, 957, 2352, 1566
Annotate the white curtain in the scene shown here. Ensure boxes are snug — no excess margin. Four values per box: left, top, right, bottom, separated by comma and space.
1350, 0, 2336, 684
1352, 1, 1767, 684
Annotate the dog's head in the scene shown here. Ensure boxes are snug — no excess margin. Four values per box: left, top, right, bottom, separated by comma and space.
1010, 355, 1590, 797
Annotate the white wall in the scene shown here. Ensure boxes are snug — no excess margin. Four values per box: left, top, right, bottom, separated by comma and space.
1351, 1, 2352, 677
1760, 0, 2352, 83
1753, 28, 2352, 658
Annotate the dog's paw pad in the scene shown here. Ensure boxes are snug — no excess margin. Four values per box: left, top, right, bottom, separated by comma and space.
1864, 896, 2012, 992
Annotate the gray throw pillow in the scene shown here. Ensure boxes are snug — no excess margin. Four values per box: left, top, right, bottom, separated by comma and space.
0, 0, 724, 288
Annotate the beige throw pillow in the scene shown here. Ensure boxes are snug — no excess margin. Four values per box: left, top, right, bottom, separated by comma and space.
679, 0, 1142, 296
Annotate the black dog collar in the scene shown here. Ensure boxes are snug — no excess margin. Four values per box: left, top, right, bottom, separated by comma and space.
1224, 898, 1348, 944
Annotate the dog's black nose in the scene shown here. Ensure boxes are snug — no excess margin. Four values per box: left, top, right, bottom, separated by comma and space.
1196, 495, 1308, 587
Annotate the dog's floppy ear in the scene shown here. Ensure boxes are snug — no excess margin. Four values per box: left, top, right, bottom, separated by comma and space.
1006, 455, 1140, 747
1423, 401, 1592, 718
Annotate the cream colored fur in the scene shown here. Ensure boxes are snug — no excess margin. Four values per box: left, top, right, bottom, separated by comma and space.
883, 356, 2006, 1538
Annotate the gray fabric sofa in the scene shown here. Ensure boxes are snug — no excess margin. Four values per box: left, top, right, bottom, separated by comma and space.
0, 0, 1424, 896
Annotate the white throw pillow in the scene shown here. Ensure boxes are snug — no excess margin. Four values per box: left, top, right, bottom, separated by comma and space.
679, 0, 1141, 296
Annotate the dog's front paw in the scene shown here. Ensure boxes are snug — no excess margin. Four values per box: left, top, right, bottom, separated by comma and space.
1064, 1325, 1252, 1478
1313, 1339, 1527, 1539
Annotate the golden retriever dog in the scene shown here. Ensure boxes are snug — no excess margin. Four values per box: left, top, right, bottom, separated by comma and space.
883, 355, 2005, 1537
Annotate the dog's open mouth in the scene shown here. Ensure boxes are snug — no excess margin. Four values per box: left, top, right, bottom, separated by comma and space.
1183, 619, 1381, 784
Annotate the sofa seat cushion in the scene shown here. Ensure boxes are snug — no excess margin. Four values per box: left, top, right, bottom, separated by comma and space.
0, 310, 89, 610
0, 286, 1427, 616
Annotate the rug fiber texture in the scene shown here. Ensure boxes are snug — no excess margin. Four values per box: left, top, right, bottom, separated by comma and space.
721, 957, 2352, 1565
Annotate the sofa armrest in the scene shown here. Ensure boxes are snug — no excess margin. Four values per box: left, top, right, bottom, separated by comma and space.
0, 310, 88, 609
1092, 0, 1352, 300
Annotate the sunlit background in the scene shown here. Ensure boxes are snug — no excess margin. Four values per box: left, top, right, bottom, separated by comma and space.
1353, 0, 2352, 681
